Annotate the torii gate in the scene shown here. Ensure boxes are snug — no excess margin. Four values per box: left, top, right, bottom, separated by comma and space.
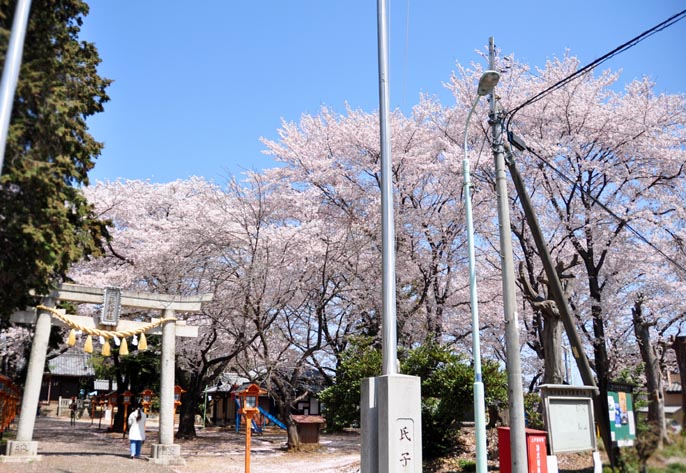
2, 283, 212, 465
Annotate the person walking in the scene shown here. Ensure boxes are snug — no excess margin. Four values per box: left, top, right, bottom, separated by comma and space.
69, 397, 77, 426
127, 404, 147, 459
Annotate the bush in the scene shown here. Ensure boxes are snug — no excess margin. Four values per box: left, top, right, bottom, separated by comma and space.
321, 337, 508, 459
319, 336, 381, 431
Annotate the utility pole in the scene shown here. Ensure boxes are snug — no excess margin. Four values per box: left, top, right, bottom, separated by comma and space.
505, 126, 620, 467
488, 37, 527, 472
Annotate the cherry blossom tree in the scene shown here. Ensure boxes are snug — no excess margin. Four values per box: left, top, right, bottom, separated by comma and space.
70, 178, 255, 437
261, 103, 505, 358
446, 53, 686, 453
69, 47, 686, 456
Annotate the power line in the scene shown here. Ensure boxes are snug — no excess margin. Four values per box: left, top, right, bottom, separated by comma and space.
513, 142, 686, 275
500, 8, 686, 274
505, 8, 686, 130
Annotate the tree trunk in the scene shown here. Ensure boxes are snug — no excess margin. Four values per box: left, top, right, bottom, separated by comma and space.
280, 404, 300, 451
542, 313, 565, 384
632, 296, 667, 448
673, 336, 686, 431
176, 390, 200, 439
589, 274, 615, 467
176, 373, 207, 439
517, 264, 565, 385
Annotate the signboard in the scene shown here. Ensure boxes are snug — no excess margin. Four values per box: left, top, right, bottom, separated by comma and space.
527, 433, 548, 473
540, 384, 597, 454
608, 390, 636, 447
100, 287, 121, 326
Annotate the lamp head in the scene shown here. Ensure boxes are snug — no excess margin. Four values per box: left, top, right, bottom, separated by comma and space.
477, 70, 500, 96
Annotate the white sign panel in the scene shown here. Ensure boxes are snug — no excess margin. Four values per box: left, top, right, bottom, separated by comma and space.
545, 397, 596, 453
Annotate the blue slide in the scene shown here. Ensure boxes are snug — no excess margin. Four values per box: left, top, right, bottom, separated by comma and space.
235, 399, 241, 433
251, 418, 262, 434
258, 406, 287, 430
234, 398, 267, 433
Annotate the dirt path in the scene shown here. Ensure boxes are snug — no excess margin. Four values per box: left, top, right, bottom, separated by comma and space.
0, 415, 361, 473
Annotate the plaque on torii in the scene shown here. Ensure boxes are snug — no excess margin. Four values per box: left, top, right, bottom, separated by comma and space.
3, 283, 212, 466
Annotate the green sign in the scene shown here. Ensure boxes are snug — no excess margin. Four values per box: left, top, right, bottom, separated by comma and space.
607, 391, 636, 447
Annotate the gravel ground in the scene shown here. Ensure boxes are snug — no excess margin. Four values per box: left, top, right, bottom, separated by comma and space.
0, 415, 361, 473
6, 415, 662, 472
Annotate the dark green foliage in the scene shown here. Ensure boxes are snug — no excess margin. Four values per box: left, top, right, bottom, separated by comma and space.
0, 0, 110, 319
320, 337, 509, 459
523, 392, 544, 430
91, 339, 162, 396
319, 336, 382, 430
401, 339, 472, 458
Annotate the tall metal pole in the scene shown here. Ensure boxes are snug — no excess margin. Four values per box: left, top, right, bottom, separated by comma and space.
488, 37, 527, 472
0, 0, 32, 173
377, 0, 397, 376
360, 4, 422, 472
463, 95, 488, 473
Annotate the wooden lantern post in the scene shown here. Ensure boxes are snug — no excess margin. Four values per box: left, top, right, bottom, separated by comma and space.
90, 395, 98, 425
121, 390, 133, 434
108, 392, 118, 429
140, 389, 154, 415
173, 385, 186, 421
0, 375, 7, 432
97, 397, 105, 429
238, 384, 263, 473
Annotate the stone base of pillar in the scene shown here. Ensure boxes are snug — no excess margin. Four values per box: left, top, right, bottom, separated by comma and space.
1, 440, 41, 462
149, 443, 185, 465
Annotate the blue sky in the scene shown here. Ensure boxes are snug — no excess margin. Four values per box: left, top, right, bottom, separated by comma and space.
80, 1, 686, 184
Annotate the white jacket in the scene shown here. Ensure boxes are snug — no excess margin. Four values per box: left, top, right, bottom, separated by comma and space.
128, 409, 147, 441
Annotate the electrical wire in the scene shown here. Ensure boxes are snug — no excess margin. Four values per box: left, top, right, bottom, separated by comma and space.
505, 8, 686, 131
515, 144, 686, 274
499, 8, 686, 273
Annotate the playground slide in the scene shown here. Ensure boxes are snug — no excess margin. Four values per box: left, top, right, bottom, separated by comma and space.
234, 398, 266, 433
258, 406, 287, 430
251, 418, 262, 434
235, 399, 241, 433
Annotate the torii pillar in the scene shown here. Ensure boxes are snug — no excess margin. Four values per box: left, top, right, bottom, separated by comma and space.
2, 283, 212, 465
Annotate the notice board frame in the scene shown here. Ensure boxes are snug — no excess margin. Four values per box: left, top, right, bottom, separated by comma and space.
540, 384, 598, 455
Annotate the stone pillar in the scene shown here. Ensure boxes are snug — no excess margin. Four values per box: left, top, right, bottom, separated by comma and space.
150, 309, 183, 465
4, 299, 54, 461
361, 374, 422, 473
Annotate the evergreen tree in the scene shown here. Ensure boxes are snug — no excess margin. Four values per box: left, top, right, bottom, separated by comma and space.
0, 0, 110, 319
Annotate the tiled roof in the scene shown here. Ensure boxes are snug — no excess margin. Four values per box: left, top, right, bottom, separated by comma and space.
46, 349, 95, 377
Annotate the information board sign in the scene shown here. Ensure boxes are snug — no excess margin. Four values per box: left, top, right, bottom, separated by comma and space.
608, 390, 636, 447
540, 384, 597, 454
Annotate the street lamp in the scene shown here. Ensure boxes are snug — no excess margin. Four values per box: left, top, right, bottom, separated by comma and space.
463, 69, 500, 473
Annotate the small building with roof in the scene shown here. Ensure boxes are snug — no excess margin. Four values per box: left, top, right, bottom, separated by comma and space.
39, 348, 95, 405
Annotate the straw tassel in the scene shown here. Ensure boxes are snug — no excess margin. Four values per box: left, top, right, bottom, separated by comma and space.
67, 329, 76, 346
84, 335, 93, 353
102, 338, 111, 356
138, 332, 147, 351
119, 337, 129, 356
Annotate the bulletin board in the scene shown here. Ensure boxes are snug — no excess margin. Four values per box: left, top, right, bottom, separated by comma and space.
540, 384, 598, 455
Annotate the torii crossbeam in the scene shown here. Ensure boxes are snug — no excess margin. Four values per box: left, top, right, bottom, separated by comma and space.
2, 283, 212, 465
